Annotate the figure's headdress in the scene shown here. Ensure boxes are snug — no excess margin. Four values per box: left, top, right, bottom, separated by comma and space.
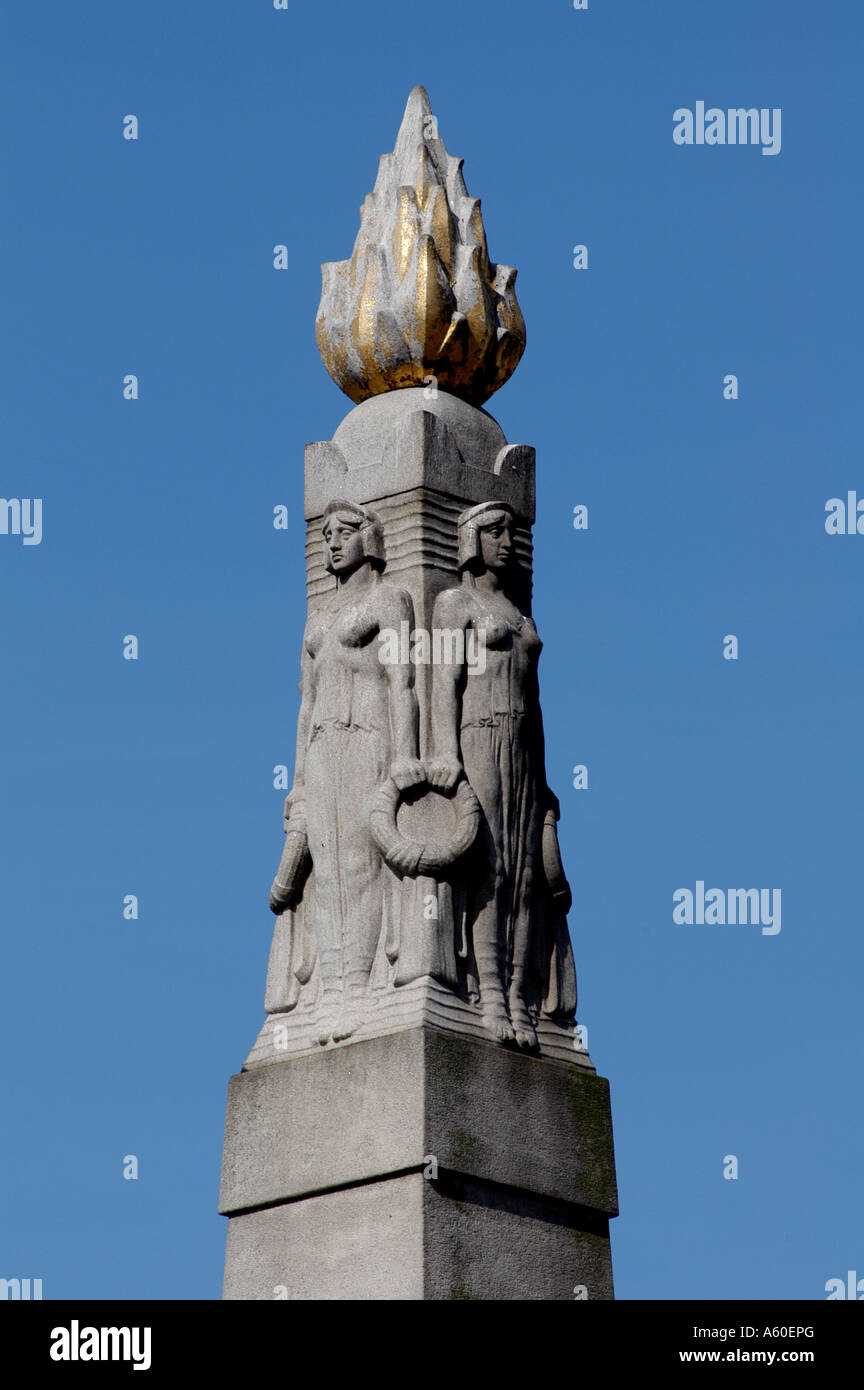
322, 499, 386, 572
456, 500, 515, 572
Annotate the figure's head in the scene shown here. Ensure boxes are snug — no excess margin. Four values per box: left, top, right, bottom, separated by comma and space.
322, 499, 385, 576
457, 500, 516, 575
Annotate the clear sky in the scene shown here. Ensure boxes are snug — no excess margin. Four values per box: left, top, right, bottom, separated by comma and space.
2, 0, 862, 1300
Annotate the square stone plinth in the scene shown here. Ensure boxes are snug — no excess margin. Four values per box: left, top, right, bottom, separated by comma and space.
220, 1026, 617, 1300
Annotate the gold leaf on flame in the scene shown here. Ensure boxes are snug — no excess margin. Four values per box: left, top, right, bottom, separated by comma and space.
317, 85, 525, 406
392, 187, 419, 281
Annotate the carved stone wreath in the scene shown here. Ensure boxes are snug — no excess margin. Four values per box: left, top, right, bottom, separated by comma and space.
369, 776, 481, 875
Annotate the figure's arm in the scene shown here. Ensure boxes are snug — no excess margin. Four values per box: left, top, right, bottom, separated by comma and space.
526, 649, 571, 908
286, 627, 315, 823
524, 644, 552, 798
269, 627, 315, 913
381, 589, 424, 790
427, 589, 467, 791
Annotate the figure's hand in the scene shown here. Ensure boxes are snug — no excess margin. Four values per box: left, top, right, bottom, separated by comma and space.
541, 807, 571, 913
284, 807, 307, 836
543, 788, 562, 821
283, 790, 306, 833
384, 837, 424, 875
390, 758, 426, 792
551, 882, 572, 917
269, 878, 299, 915
269, 830, 309, 914
426, 755, 463, 793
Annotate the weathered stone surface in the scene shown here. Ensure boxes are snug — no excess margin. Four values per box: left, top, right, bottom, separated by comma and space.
306, 389, 534, 520
223, 1176, 424, 1301
331, 385, 506, 475
223, 1173, 614, 1301
422, 1172, 614, 1301
221, 1029, 616, 1217
221, 1027, 616, 1301
245, 973, 592, 1071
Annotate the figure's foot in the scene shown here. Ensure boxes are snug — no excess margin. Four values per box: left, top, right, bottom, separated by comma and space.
481, 996, 515, 1045
509, 997, 538, 1051
332, 995, 366, 1042
314, 996, 341, 1046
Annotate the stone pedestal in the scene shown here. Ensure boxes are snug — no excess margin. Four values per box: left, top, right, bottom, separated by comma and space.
220, 1027, 617, 1301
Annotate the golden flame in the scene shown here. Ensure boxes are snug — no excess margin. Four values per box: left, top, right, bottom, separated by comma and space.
316, 87, 526, 406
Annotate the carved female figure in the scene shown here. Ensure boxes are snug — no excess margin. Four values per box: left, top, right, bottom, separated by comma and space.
428, 501, 576, 1048
269, 499, 424, 1044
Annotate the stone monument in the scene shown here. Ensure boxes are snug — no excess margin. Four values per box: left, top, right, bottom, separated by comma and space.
219, 86, 618, 1300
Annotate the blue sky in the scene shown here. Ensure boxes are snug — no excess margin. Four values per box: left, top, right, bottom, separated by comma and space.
1, 0, 862, 1299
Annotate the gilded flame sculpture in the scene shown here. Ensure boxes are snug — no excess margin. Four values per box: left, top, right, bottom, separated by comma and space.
315, 85, 526, 405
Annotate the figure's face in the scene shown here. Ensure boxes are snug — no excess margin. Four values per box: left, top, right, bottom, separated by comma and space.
323, 512, 366, 575
478, 514, 514, 572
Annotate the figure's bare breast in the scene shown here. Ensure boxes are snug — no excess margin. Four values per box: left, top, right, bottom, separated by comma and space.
457, 592, 541, 727
305, 585, 407, 731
